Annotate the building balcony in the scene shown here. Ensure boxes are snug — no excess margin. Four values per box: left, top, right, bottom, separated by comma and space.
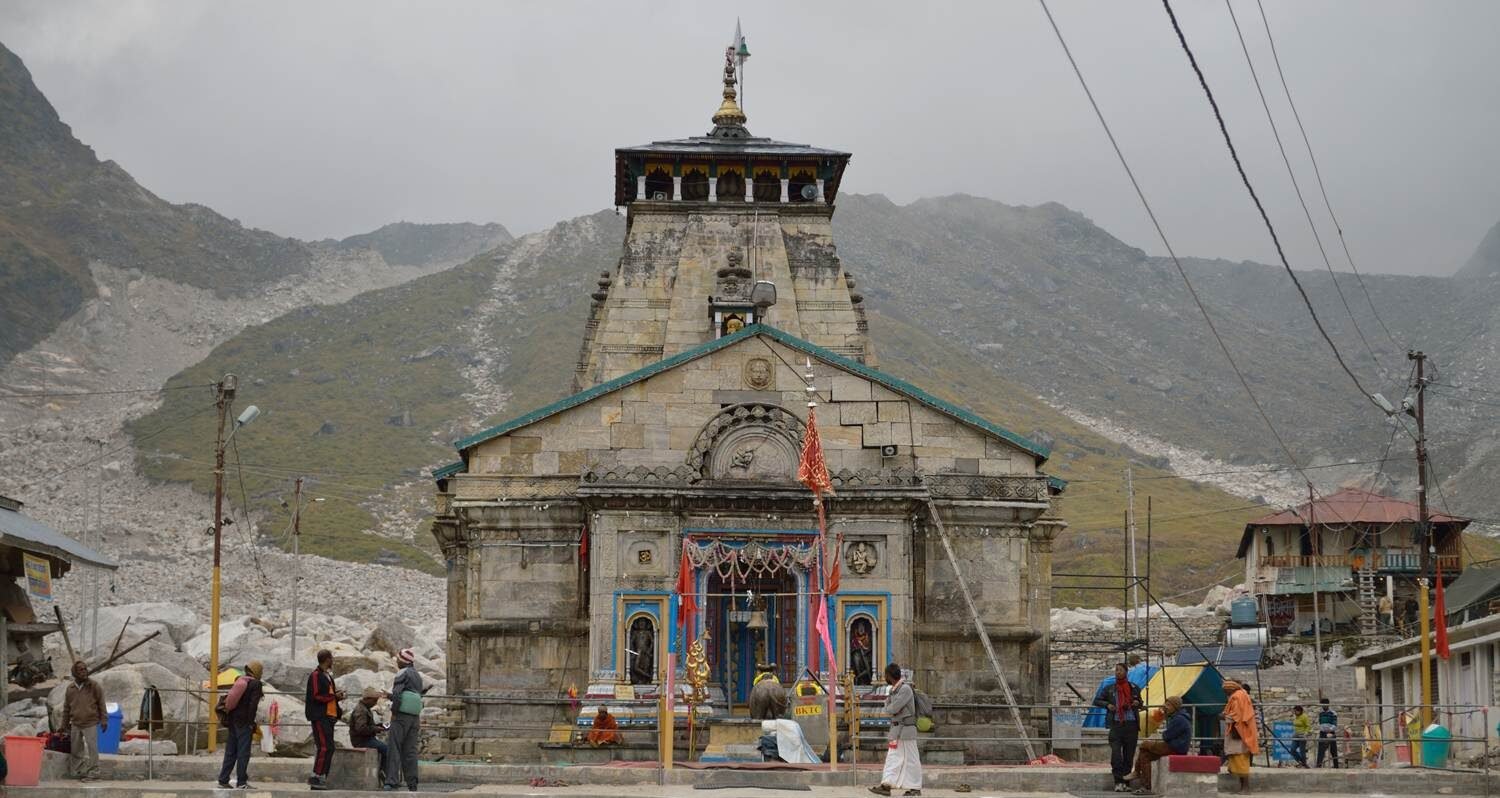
1260, 550, 1461, 574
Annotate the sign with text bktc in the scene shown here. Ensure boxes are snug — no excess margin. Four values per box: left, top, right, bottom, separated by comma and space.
23, 553, 52, 601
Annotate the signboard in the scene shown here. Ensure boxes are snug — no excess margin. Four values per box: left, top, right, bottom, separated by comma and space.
23, 553, 52, 602
793, 704, 823, 717
728, 611, 751, 623
1269, 720, 1296, 763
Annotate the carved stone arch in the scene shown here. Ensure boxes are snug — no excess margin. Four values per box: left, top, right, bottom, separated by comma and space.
686, 403, 806, 482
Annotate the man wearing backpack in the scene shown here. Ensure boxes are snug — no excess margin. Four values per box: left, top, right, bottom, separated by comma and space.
385, 648, 425, 792
217, 660, 264, 789
870, 662, 922, 797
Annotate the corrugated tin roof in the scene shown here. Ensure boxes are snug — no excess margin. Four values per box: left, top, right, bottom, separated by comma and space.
446, 324, 1056, 475
1246, 487, 1467, 527
1441, 567, 1500, 618
0, 501, 117, 570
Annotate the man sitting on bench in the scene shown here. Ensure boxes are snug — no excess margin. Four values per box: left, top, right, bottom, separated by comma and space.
1128, 696, 1192, 795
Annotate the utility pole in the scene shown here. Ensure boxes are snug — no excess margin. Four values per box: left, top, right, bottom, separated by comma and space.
1126, 468, 1139, 637
1410, 350, 1433, 728
1308, 482, 1325, 699
91, 438, 103, 656
207, 374, 236, 753
291, 477, 302, 659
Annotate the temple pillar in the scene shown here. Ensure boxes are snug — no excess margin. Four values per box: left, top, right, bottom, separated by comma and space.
780, 178, 790, 203
672, 175, 682, 201
815, 178, 826, 203
636, 175, 646, 201
708, 176, 718, 202
744, 177, 755, 202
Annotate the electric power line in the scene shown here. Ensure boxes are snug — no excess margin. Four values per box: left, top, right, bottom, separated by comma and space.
1252, 0, 1401, 349
1223, 0, 1387, 383
1161, 0, 1385, 417
1036, 0, 1312, 489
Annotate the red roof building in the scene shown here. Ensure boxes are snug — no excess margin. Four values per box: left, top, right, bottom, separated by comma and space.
1237, 488, 1468, 638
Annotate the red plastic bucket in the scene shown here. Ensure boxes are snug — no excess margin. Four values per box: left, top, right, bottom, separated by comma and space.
4, 735, 45, 786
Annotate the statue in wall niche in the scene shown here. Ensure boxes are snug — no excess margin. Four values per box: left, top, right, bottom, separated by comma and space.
850, 617, 874, 685
628, 618, 656, 685
730, 447, 755, 472
846, 541, 877, 575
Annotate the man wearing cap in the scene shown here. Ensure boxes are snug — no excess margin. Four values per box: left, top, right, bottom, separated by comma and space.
386, 648, 425, 792
62, 659, 107, 782
349, 686, 390, 778
217, 660, 265, 789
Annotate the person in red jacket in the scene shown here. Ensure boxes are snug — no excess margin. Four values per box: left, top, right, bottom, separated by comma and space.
304, 649, 345, 790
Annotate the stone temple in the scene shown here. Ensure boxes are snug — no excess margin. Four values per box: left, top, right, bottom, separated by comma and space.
431, 51, 1066, 761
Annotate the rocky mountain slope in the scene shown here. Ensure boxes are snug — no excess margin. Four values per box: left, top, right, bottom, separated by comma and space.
0, 41, 319, 363
331, 220, 513, 267
833, 193, 1500, 524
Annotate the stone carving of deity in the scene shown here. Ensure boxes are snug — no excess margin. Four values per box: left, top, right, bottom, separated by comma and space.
846, 541, 877, 575
628, 617, 655, 685
850, 618, 874, 686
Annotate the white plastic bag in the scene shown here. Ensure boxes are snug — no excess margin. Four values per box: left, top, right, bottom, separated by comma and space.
260, 724, 275, 754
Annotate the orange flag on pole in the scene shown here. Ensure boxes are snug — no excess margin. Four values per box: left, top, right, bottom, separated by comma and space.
797, 406, 834, 496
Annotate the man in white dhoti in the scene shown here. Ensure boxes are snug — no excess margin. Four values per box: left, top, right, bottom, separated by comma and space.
870, 662, 921, 796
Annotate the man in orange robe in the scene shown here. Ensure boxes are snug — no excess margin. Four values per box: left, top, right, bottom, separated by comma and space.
587, 707, 622, 747
1221, 680, 1259, 793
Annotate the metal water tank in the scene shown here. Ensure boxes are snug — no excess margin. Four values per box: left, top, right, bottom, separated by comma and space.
1230, 597, 1259, 627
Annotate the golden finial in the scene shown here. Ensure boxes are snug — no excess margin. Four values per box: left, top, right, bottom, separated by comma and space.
712, 46, 747, 129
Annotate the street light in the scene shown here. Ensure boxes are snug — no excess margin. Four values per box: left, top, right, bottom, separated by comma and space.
207, 376, 259, 752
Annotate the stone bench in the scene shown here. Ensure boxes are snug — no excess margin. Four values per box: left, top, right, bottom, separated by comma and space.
324, 746, 380, 791
1154, 754, 1220, 796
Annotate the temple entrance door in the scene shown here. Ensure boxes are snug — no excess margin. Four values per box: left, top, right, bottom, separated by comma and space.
707, 569, 799, 708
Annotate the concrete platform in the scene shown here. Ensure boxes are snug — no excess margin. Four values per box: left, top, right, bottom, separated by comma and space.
18, 754, 1493, 797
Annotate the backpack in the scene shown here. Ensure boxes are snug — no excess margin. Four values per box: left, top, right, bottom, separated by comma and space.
913, 687, 935, 732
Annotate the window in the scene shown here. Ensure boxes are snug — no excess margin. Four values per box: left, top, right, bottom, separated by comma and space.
682, 167, 709, 202
716, 168, 744, 203
644, 167, 672, 201
788, 168, 816, 203
753, 169, 780, 202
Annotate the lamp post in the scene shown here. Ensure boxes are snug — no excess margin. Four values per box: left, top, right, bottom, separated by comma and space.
207, 374, 258, 752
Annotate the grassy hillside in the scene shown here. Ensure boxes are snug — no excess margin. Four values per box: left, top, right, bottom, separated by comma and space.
334, 221, 513, 267
127, 247, 512, 574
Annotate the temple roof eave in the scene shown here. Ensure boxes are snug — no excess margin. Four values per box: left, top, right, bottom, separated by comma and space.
616, 138, 851, 159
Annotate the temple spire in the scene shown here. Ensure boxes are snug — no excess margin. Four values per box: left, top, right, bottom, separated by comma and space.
709, 46, 750, 138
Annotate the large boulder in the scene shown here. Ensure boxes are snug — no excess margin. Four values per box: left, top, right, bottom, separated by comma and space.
234, 639, 321, 692
183, 616, 273, 665
261, 689, 352, 755
76, 602, 201, 664
102, 638, 208, 684
364, 616, 417, 658
325, 642, 377, 677
335, 669, 390, 699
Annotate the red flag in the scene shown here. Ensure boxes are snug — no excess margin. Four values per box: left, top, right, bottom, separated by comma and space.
578, 526, 589, 571
797, 406, 835, 496
1435, 557, 1450, 660
826, 533, 842, 596
814, 593, 836, 671
676, 545, 697, 636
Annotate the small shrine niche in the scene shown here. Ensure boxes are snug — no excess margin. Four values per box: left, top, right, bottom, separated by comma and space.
711, 250, 757, 337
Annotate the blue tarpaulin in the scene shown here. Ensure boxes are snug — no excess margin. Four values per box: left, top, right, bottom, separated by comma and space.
1082, 663, 1157, 728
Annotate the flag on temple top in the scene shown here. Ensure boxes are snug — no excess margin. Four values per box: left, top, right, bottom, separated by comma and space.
1435, 558, 1450, 660
732, 19, 750, 63
675, 544, 697, 636
797, 406, 835, 496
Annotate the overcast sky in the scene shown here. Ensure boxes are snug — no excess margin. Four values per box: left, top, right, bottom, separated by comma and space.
3, 1, 1497, 275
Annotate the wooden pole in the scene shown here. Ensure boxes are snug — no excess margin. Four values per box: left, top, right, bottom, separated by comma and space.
1411, 350, 1434, 729
208, 373, 235, 753
54, 605, 76, 665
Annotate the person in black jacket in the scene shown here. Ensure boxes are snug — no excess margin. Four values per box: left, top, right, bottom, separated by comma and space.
1093, 663, 1144, 792
216, 660, 264, 789
305, 649, 345, 791
1128, 696, 1192, 794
